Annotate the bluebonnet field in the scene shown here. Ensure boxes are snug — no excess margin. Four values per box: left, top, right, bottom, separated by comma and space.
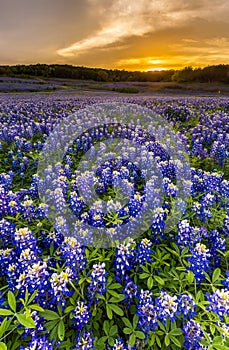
0, 93, 228, 350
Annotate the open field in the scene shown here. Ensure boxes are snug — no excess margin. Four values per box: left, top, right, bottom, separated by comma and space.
1, 77, 229, 96
0, 92, 228, 349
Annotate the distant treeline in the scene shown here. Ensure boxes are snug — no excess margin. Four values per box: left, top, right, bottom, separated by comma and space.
0, 64, 229, 83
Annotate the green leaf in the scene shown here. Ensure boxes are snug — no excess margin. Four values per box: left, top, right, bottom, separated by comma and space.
154, 276, 165, 285
106, 305, 113, 320
28, 304, 44, 312
109, 295, 125, 303
196, 290, 204, 302
44, 320, 59, 332
123, 328, 132, 334
96, 337, 107, 346
16, 314, 35, 328
28, 290, 38, 304
212, 268, 221, 283
135, 331, 145, 339
165, 334, 170, 347
0, 309, 13, 316
169, 328, 183, 336
122, 317, 132, 329
156, 335, 161, 348
212, 336, 223, 345
108, 283, 122, 289
170, 336, 181, 347
0, 342, 7, 350
109, 325, 118, 337
187, 270, 194, 284
40, 310, 60, 320
158, 320, 166, 331
107, 290, 122, 298
129, 333, 136, 347
133, 314, 138, 329
7, 291, 16, 313
103, 320, 109, 336
64, 306, 75, 314
0, 318, 9, 338
148, 333, 155, 347
139, 273, 149, 279
57, 304, 63, 316
109, 304, 124, 316
58, 320, 65, 341
108, 337, 114, 346
50, 324, 59, 341
147, 276, 153, 289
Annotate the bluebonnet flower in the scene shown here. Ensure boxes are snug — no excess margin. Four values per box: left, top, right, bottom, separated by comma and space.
60, 237, 86, 280
16, 260, 49, 297
163, 177, 177, 197
222, 212, 229, 237
87, 209, 105, 228
206, 289, 229, 319
0, 185, 8, 217
187, 243, 211, 284
156, 290, 178, 324
7, 194, 21, 216
177, 221, 208, 249
127, 192, 144, 217
111, 338, 128, 349
135, 238, 153, 266
87, 262, 108, 305
0, 172, 12, 189
55, 175, 69, 195
69, 191, 85, 216
43, 229, 64, 249
71, 301, 91, 332
192, 201, 212, 222
210, 141, 226, 166
18, 247, 38, 269
122, 278, 138, 306
222, 271, 229, 289
177, 294, 197, 319
36, 203, 49, 219
20, 335, 53, 349
150, 207, 167, 243
73, 330, 95, 349
219, 322, 229, 339
136, 290, 158, 335
52, 187, 67, 212
29, 174, 39, 198
54, 216, 70, 237
50, 268, 73, 305
114, 239, 135, 282
182, 320, 205, 350
0, 248, 15, 277
208, 230, 226, 268
14, 227, 37, 252
20, 199, 36, 222
0, 218, 15, 247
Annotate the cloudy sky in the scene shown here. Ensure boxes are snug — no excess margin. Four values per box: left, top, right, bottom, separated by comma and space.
1, 0, 229, 70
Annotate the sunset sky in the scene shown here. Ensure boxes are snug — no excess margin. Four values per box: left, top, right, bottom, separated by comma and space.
1, 0, 229, 71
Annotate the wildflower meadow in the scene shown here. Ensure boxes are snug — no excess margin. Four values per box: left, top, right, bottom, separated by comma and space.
0, 93, 228, 350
